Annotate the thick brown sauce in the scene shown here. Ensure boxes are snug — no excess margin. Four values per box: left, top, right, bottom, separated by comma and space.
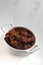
4, 27, 35, 50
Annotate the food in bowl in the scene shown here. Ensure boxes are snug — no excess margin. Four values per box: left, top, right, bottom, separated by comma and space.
4, 27, 35, 50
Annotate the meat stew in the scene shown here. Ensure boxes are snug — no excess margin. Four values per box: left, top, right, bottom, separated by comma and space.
4, 27, 35, 50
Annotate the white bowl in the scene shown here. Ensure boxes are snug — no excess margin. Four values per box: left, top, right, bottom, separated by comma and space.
1, 22, 39, 56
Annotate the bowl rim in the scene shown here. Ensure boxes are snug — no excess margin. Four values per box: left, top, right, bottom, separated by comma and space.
4, 26, 36, 52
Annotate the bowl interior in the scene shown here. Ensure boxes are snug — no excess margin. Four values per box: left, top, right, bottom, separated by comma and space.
4, 26, 36, 50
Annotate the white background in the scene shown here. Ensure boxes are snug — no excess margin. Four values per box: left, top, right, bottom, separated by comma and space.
0, 0, 43, 65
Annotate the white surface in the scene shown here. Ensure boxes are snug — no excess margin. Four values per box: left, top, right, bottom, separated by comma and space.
0, 0, 43, 65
